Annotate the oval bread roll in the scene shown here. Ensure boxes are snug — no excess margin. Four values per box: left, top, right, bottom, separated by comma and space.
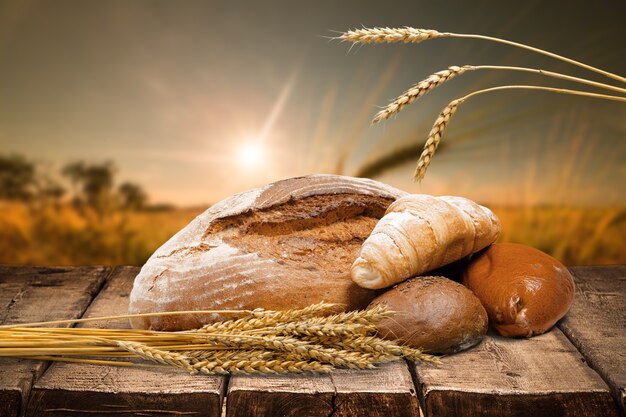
129, 175, 407, 330
369, 276, 488, 354
463, 243, 575, 337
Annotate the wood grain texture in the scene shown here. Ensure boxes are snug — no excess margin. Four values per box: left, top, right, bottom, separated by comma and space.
414, 329, 619, 417
227, 361, 420, 417
0, 265, 109, 417
226, 373, 335, 417
25, 266, 225, 417
559, 266, 626, 416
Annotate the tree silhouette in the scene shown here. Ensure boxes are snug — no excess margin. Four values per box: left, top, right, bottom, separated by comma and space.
0, 154, 36, 201
61, 161, 85, 203
38, 180, 66, 205
62, 161, 115, 213
119, 182, 148, 210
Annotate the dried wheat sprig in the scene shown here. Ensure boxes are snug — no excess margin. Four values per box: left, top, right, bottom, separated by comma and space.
194, 334, 377, 369
183, 349, 276, 362
341, 336, 441, 365
197, 304, 390, 335
185, 349, 333, 374
413, 99, 461, 181
245, 321, 377, 337
301, 333, 440, 365
340, 27, 442, 44
373, 66, 471, 123
192, 357, 333, 375
340, 27, 626, 84
414, 86, 626, 181
194, 302, 341, 334
116, 341, 197, 374
308, 304, 393, 325
373, 65, 626, 123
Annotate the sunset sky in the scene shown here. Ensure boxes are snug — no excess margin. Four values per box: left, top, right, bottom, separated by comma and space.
1, 0, 625, 206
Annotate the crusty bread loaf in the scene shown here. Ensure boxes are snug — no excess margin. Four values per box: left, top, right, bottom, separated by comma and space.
129, 174, 407, 330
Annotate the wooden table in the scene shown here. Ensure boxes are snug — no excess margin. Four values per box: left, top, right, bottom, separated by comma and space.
0, 265, 624, 417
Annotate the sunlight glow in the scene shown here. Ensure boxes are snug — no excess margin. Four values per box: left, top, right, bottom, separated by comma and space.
237, 142, 265, 169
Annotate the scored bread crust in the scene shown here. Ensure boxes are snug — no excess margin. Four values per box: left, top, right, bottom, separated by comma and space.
129, 174, 407, 330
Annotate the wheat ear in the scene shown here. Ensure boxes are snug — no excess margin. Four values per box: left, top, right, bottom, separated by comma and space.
373, 66, 470, 123
188, 350, 333, 374
414, 87, 626, 181
374, 65, 626, 124
116, 341, 197, 374
414, 99, 462, 181
193, 357, 333, 375
196, 334, 377, 369
194, 302, 341, 334
246, 321, 377, 337
242, 306, 393, 337
340, 27, 442, 44
340, 27, 626, 84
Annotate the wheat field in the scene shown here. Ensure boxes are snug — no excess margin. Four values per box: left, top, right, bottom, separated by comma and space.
0, 202, 624, 267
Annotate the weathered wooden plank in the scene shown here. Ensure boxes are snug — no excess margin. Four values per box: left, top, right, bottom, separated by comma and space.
0, 265, 109, 417
413, 328, 619, 417
226, 372, 335, 417
227, 360, 420, 417
25, 266, 226, 417
330, 361, 420, 417
559, 266, 626, 416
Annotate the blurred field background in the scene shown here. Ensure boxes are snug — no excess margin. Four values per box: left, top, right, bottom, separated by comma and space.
1, 0, 625, 267
1, 153, 625, 267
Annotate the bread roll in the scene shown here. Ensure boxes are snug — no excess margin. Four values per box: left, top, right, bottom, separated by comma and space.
369, 276, 488, 354
129, 175, 407, 330
462, 243, 575, 337
352, 194, 500, 289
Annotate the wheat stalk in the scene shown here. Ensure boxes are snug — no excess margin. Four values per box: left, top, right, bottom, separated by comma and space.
414, 87, 626, 181
340, 27, 626, 84
374, 65, 626, 124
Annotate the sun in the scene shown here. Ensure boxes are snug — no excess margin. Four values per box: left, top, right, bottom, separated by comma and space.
236, 142, 265, 169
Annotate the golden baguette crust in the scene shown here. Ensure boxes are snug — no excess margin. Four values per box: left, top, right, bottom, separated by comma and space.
351, 194, 500, 289
129, 175, 407, 330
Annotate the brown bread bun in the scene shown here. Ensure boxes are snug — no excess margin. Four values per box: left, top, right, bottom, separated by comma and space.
128, 174, 407, 330
462, 243, 575, 337
368, 276, 488, 354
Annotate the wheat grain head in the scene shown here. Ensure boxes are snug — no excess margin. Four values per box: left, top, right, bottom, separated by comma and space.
373, 66, 471, 123
340, 27, 442, 44
414, 99, 463, 181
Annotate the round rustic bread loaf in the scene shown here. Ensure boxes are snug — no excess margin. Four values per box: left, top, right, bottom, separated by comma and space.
129, 174, 407, 330
462, 243, 575, 337
368, 276, 488, 354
